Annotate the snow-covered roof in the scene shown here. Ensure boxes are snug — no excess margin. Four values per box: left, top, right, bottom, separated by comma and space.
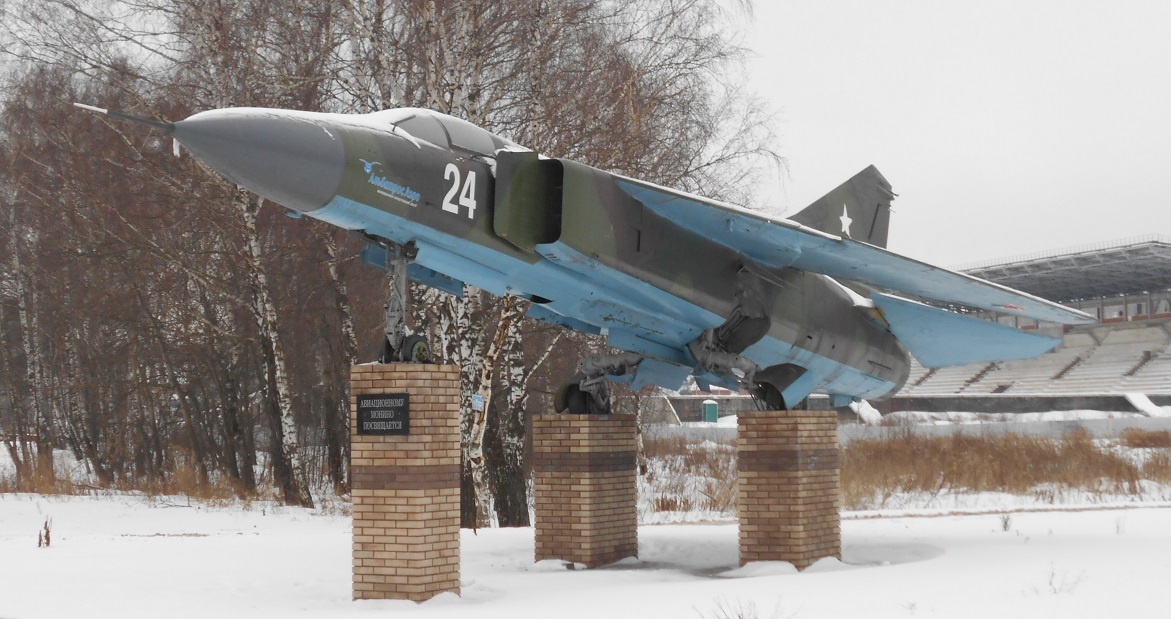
958, 235, 1171, 302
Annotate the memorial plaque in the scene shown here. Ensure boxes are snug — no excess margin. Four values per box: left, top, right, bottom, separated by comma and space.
356, 393, 410, 435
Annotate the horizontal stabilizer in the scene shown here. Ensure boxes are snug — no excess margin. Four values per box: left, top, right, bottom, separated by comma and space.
872, 293, 1061, 368
360, 243, 465, 297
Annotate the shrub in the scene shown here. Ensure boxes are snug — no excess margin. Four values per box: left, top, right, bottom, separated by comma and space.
1118, 429, 1171, 449
641, 434, 736, 515
839, 428, 1146, 509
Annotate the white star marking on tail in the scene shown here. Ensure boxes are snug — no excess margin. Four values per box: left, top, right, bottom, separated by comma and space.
839, 204, 853, 238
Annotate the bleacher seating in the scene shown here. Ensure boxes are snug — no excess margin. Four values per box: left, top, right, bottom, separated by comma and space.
903, 357, 932, 388
897, 320, 1171, 396
904, 363, 985, 395
1040, 328, 1164, 394
900, 236, 1171, 398
964, 343, 1086, 395
1117, 338, 1171, 394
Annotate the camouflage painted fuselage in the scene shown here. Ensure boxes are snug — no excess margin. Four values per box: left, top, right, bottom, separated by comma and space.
173, 107, 910, 404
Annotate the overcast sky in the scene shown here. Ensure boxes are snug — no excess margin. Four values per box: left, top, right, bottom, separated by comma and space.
746, 1, 1171, 267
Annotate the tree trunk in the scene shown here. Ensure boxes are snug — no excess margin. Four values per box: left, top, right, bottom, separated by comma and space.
238, 190, 314, 509
461, 294, 525, 528
455, 289, 484, 527
487, 327, 559, 526
486, 314, 553, 526
228, 347, 258, 493
316, 225, 356, 493
62, 333, 113, 484
125, 275, 211, 486
0, 301, 33, 488
9, 210, 54, 481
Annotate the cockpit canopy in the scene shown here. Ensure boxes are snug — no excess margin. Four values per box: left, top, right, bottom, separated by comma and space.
373, 108, 524, 156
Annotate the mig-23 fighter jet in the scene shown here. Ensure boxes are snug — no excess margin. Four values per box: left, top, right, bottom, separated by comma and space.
76, 104, 1094, 414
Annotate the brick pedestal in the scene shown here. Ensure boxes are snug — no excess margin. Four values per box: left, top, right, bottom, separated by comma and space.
351, 364, 460, 601
532, 414, 638, 567
738, 410, 840, 569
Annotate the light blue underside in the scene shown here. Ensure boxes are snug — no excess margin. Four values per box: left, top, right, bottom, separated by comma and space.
309, 195, 897, 399
872, 293, 1061, 368
360, 244, 465, 297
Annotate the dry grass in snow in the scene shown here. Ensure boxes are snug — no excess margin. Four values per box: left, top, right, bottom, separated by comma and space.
638, 427, 1171, 519
640, 435, 737, 522
840, 427, 1171, 510
1117, 428, 1171, 448
9, 426, 1171, 518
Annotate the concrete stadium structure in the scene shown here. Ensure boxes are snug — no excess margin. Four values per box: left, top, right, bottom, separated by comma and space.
886, 235, 1171, 413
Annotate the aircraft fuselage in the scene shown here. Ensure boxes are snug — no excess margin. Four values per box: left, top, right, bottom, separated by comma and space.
173, 107, 910, 405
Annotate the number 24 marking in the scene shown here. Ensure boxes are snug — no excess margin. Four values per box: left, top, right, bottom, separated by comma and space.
443, 164, 477, 219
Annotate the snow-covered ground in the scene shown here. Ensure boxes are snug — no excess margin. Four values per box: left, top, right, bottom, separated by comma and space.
2, 493, 1170, 618
884, 408, 1171, 424
695, 407, 1171, 428
5, 418, 1170, 617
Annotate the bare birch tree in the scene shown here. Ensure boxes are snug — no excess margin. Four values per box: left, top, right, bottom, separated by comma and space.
0, 0, 777, 514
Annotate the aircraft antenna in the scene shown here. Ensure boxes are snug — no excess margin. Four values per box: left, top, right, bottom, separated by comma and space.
73, 103, 175, 134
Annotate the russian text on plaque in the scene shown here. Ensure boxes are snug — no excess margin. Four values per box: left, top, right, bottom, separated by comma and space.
356, 393, 410, 436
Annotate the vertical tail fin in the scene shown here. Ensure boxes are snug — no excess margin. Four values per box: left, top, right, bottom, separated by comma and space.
789, 165, 894, 248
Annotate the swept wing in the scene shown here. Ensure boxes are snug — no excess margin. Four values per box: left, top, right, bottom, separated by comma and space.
614, 176, 1094, 326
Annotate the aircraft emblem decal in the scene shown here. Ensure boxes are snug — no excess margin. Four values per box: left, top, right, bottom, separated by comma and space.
839, 204, 853, 238
360, 159, 421, 207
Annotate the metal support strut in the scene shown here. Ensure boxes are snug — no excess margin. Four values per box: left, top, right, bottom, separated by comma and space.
688, 329, 759, 386
378, 241, 432, 363
554, 352, 643, 415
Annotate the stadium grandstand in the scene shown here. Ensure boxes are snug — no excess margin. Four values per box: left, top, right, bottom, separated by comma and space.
890, 235, 1171, 412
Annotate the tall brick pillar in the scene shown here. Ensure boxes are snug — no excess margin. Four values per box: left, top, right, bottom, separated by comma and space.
738, 410, 840, 569
351, 364, 460, 601
532, 414, 638, 567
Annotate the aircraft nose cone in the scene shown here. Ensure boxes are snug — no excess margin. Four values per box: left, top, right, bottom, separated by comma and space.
173, 108, 344, 212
